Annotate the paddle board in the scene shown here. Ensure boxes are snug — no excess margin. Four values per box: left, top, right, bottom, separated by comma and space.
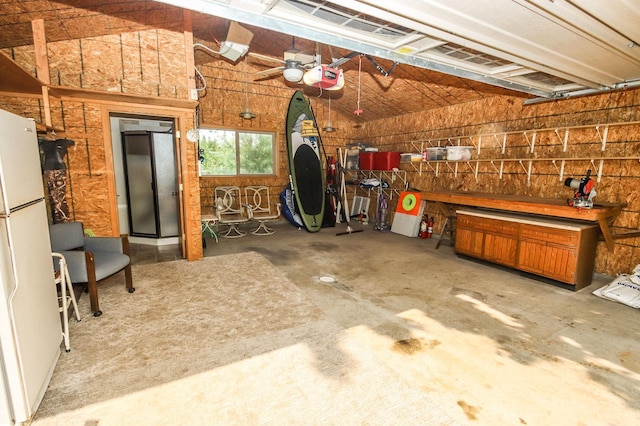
286, 91, 326, 232
280, 183, 304, 228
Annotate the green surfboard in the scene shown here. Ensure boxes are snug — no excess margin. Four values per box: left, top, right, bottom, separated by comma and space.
286, 91, 326, 232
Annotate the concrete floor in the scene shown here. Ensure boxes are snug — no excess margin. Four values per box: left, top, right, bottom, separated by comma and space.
133, 221, 640, 425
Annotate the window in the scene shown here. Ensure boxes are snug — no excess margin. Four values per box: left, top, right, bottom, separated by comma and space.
198, 128, 276, 176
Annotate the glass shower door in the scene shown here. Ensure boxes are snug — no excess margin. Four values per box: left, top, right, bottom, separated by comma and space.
152, 132, 179, 237
122, 131, 179, 238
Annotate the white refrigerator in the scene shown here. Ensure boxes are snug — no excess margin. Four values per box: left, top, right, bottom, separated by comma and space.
0, 109, 62, 425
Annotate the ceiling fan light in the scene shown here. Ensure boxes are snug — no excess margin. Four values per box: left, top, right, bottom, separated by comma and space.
283, 61, 304, 82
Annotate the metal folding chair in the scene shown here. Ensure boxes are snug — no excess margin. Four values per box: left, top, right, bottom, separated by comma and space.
52, 252, 81, 352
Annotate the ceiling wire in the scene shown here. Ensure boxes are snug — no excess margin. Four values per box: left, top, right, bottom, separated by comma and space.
354, 54, 363, 116
240, 56, 256, 119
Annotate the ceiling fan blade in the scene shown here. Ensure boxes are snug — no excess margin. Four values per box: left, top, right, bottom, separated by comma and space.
294, 51, 316, 66
283, 49, 299, 62
248, 52, 285, 66
254, 66, 285, 78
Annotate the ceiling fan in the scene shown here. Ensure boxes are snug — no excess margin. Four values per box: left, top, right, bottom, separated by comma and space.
248, 38, 316, 82
248, 41, 398, 91
249, 39, 345, 90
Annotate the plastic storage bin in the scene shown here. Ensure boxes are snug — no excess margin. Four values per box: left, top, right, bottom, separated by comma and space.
401, 153, 423, 162
425, 147, 446, 160
345, 143, 368, 170
358, 152, 375, 170
373, 152, 401, 170
445, 146, 473, 161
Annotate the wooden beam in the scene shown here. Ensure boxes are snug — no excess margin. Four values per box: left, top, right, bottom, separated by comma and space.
31, 19, 50, 84
183, 9, 196, 96
610, 230, 640, 240
32, 19, 52, 127
48, 85, 198, 110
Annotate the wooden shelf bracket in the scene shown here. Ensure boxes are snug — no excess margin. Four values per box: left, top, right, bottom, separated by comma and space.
493, 133, 507, 153
489, 160, 504, 179
590, 158, 604, 183
554, 128, 569, 152
596, 125, 609, 151
551, 159, 566, 181
518, 159, 533, 186
523, 130, 536, 153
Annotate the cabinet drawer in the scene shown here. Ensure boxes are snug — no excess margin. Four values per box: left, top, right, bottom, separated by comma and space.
457, 214, 519, 236
520, 224, 578, 246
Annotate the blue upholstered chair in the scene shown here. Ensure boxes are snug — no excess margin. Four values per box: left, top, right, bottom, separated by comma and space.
49, 222, 134, 317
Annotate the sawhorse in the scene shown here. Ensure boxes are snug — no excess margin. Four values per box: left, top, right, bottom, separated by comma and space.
434, 201, 455, 249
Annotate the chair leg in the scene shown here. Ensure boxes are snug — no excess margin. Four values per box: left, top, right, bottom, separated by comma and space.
85, 252, 102, 317
59, 266, 70, 352
124, 263, 135, 293
121, 235, 135, 294
219, 223, 247, 238
251, 220, 275, 235
63, 263, 81, 323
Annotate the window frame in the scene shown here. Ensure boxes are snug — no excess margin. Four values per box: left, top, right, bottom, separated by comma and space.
197, 127, 277, 177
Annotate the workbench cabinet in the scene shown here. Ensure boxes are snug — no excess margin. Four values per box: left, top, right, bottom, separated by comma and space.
455, 209, 600, 289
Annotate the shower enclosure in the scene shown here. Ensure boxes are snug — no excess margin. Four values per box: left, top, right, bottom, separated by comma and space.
121, 130, 179, 238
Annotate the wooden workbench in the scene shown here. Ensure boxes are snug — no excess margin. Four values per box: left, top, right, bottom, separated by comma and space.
419, 191, 625, 251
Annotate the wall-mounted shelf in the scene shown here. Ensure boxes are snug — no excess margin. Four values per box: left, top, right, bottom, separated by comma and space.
400, 121, 640, 185
0, 51, 197, 115
415, 156, 640, 184
408, 121, 640, 153
0, 50, 44, 95
35, 122, 64, 135
342, 169, 407, 201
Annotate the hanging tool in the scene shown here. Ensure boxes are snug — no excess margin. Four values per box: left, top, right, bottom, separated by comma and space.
335, 147, 363, 236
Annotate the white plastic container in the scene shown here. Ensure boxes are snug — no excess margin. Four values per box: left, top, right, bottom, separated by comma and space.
445, 146, 473, 161
425, 147, 446, 160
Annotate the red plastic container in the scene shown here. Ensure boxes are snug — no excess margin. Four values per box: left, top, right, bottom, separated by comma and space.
358, 152, 375, 170
373, 152, 401, 170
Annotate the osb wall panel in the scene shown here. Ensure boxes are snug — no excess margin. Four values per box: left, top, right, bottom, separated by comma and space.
45, 29, 188, 98
350, 89, 640, 277
0, 96, 42, 122
196, 59, 353, 213
3, 24, 201, 258
54, 101, 113, 233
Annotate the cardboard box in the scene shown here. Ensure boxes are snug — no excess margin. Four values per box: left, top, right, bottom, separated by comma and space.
373, 152, 401, 170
